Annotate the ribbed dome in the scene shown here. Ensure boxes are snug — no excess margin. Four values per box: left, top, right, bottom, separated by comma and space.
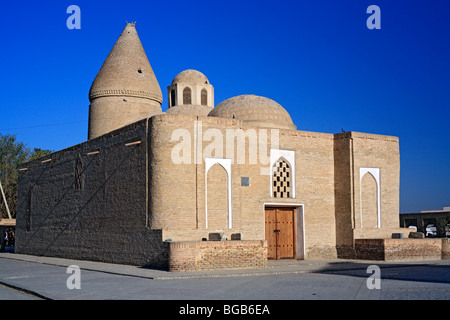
89, 23, 163, 104
208, 95, 296, 130
165, 104, 213, 116
172, 69, 209, 85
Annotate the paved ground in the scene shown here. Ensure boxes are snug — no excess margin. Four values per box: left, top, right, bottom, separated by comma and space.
0, 252, 449, 302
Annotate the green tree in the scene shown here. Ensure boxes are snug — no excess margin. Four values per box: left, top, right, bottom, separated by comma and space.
0, 134, 29, 218
29, 148, 53, 161
0, 134, 53, 218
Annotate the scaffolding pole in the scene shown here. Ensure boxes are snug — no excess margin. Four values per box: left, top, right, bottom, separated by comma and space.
0, 180, 12, 219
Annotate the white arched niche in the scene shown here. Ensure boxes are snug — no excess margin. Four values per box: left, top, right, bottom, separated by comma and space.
359, 167, 381, 228
205, 158, 232, 229
270, 149, 296, 198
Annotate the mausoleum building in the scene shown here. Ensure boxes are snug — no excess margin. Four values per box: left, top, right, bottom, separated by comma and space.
15, 23, 412, 271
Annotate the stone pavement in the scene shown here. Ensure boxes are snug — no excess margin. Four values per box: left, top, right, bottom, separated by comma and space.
1, 252, 430, 280
0, 252, 449, 300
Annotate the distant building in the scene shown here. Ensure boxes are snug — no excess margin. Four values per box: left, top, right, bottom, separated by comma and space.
400, 206, 450, 235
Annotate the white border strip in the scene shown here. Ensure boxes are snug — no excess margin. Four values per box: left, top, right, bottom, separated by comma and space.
270, 149, 296, 198
205, 158, 232, 229
359, 167, 381, 228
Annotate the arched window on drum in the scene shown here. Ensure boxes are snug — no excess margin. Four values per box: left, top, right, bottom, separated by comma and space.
201, 89, 208, 106
170, 89, 176, 107
183, 87, 192, 105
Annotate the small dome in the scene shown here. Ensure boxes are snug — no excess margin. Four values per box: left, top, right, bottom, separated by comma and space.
208, 95, 296, 130
165, 105, 213, 117
172, 69, 209, 85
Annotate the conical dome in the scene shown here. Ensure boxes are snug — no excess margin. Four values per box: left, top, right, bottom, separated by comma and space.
89, 23, 163, 104
88, 23, 163, 140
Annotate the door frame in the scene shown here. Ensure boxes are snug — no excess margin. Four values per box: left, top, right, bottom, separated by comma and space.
263, 203, 305, 260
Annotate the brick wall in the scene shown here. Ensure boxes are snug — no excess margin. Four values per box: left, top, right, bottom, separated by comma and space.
15, 112, 406, 267
334, 131, 400, 258
351, 132, 400, 231
168, 240, 267, 271
149, 115, 339, 259
15, 120, 169, 268
355, 238, 445, 261
442, 239, 450, 259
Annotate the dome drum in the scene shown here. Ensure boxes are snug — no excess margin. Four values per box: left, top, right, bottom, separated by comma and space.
167, 69, 215, 112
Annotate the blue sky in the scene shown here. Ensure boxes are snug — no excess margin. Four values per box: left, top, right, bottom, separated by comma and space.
1, 0, 449, 213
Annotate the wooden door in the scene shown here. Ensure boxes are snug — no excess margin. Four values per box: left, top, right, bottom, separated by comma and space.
265, 208, 278, 259
265, 207, 295, 259
276, 208, 295, 259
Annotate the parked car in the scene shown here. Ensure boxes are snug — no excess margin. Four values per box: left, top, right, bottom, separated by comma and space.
425, 224, 437, 237
446, 224, 450, 237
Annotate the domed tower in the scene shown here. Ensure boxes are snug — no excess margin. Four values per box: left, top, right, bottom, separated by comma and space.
88, 23, 163, 140
165, 69, 214, 116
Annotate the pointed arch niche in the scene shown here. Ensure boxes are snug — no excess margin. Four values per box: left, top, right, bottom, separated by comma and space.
359, 167, 381, 229
205, 158, 232, 229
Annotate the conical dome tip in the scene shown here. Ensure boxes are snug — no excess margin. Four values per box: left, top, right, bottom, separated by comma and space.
89, 23, 163, 104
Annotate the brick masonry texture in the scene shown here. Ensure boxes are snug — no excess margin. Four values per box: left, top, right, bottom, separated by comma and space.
148, 115, 403, 261
88, 24, 163, 140
442, 239, 450, 259
168, 240, 267, 272
14, 113, 413, 271
16, 120, 168, 268
16, 23, 443, 271
355, 238, 449, 261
